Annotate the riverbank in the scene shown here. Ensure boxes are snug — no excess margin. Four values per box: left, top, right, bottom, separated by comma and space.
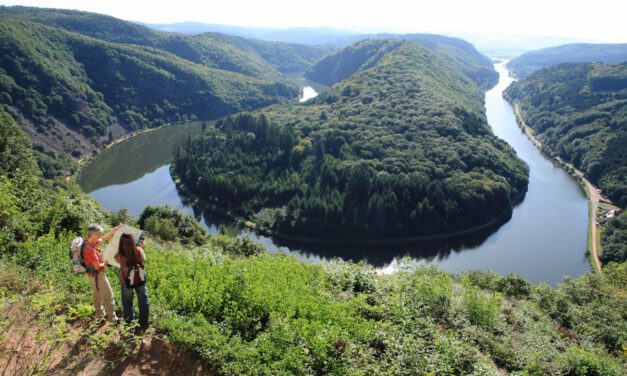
511, 102, 604, 273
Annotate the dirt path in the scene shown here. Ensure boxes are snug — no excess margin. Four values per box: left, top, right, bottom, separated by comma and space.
570, 167, 602, 273
0, 298, 209, 376
513, 103, 603, 273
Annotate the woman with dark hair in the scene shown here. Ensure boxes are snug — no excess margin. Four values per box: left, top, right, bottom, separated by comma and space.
115, 233, 149, 329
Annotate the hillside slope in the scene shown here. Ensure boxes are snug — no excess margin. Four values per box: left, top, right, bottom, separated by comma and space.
0, 6, 333, 76
173, 40, 528, 239
306, 33, 497, 90
0, 15, 298, 155
198, 32, 335, 73
137, 22, 497, 88
505, 62, 627, 207
304, 39, 406, 86
507, 43, 627, 78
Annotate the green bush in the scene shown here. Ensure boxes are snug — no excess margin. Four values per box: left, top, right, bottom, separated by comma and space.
144, 216, 178, 242
496, 274, 531, 298
323, 261, 376, 294
532, 283, 573, 328
462, 283, 502, 329
559, 346, 620, 376
600, 212, 627, 264
139, 206, 208, 245
106, 207, 137, 228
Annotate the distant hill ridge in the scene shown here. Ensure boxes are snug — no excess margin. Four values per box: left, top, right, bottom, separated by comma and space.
306, 34, 498, 90
0, 6, 335, 75
507, 43, 627, 78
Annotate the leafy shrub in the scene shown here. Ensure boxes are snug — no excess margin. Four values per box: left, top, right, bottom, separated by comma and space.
600, 212, 627, 264
487, 338, 522, 371
209, 235, 265, 257
144, 216, 178, 242
431, 335, 480, 375
323, 261, 376, 294
532, 283, 573, 328
462, 270, 500, 290
559, 346, 620, 376
462, 284, 502, 329
496, 274, 531, 298
139, 206, 208, 245
405, 267, 454, 320
0, 112, 40, 179
106, 207, 137, 228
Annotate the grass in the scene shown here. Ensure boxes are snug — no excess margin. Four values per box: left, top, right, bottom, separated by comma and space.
1, 231, 625, 375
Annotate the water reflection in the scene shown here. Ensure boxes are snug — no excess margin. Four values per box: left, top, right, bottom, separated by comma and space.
82, 63, 590, 286
79, 122, 205, 192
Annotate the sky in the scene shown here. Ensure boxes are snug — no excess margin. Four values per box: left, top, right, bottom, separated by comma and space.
2, 0, 627, 43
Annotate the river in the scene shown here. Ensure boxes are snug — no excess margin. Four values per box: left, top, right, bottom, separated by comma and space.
79, 63, 590, 286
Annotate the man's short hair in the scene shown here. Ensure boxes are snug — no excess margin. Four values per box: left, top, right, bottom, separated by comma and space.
87, 223, 104, 237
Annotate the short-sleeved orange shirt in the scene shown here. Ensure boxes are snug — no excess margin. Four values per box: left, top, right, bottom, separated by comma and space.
82, 241, 104, 274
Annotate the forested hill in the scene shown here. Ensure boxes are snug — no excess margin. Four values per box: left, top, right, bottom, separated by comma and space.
303, 39, 406, 86
505, 62, 627, 207
507, 43, 627, 78
0, 6, 334, 74
198, 33, 335, 74
0, 7, 329, 156
173, 40, 529, 240
306, 34, 498, 90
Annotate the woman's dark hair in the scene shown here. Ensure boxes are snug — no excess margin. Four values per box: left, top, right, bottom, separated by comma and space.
117, 233, 142, 267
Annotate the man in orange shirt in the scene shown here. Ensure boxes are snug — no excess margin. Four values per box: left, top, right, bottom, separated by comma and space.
83, 223, 121, 323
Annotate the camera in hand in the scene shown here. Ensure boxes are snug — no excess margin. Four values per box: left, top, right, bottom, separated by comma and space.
136, 231, 147, 246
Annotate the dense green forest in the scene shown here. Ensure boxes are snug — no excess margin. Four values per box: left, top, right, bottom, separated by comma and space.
203, 33, 335, 74
304, 39, 407, 86
600, 211, 627, 264
0, 6, 334, 75
1, 109, 626, 375
173, 40, 529, 239
306, 34, 498, 90
505, 62, 627, 207
0, 7, 334, 156
507, 43, 627, 78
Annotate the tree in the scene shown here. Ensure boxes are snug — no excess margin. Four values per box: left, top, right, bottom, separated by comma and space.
0, 112, 40, 178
